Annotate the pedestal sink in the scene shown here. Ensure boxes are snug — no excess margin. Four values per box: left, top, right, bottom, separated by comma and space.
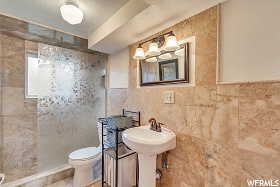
122, 125, 176, 187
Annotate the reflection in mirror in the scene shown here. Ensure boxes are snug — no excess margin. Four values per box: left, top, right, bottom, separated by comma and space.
140, 43, 189, 86
159, 59, 178, 81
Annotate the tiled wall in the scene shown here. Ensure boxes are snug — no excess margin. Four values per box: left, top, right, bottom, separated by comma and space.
107, 6, 280, 187
0, 35, 38, 182
106, 88, 128, 116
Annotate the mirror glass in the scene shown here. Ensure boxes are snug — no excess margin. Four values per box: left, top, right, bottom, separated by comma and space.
140, 43, 189, 86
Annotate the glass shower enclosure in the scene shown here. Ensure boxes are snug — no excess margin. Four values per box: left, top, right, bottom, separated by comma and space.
0, 37, 106, 183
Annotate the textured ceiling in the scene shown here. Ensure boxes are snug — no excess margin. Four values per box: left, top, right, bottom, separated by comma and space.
0, 0, 129, 38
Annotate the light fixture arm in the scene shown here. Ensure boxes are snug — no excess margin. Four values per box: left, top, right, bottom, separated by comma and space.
133, 31, 178, 60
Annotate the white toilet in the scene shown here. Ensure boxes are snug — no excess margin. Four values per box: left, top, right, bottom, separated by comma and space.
69, 122, 103, 187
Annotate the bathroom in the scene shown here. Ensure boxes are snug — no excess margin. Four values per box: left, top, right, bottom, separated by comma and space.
1, 0, 280, 186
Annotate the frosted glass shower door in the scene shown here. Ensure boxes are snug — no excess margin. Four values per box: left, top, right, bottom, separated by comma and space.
37, 44, 106, 171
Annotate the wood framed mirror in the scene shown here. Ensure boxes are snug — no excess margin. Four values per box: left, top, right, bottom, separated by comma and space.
140, 43, 189, 86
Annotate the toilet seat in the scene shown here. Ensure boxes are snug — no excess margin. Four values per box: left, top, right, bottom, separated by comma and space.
69, 147, 101, 161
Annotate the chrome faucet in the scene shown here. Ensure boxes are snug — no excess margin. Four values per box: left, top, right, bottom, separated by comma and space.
149, 118, 157, 131
148, 118, 164, 132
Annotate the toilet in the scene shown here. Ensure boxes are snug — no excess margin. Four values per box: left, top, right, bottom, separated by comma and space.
69, 122, 103, 187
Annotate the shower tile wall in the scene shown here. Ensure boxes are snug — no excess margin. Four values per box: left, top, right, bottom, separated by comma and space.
0, 35, 107, 183
107, 6, 280, 187
0, 35, 38, 182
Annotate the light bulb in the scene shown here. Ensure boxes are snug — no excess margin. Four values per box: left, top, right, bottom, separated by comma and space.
146, 57, 157, 63
147, 42, 160, 56
60, 2, 84, 25
133, 46, 145, 60
165, 32, 179, 51
159, 53, 172, 60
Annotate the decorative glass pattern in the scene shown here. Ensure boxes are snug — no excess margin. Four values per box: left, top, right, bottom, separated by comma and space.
37, 43, 106, 171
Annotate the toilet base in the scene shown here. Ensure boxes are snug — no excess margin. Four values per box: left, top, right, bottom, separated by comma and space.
68, 147, 101, 187
73, 165, 93, 187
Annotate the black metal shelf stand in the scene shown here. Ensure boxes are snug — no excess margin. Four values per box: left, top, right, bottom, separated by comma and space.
101, 109, 140, 187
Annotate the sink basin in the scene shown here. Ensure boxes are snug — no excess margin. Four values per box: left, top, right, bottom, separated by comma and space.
122, 125, 176, 154
122, 125, 176, 187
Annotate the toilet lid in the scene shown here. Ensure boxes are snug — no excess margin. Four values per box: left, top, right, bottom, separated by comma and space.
69, 147, 101, 160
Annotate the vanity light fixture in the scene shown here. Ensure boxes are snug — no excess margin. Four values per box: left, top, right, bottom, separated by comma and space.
60, 2, 84, 25
133, 44, 145, 60
133, 31, 179, 60
147, 39, 160, 56
165, 32, 179, 51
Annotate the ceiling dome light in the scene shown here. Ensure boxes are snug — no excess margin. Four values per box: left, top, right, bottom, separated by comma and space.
133, 44, 145, 60
60, 2, 84, 25
147, 41, 160, 56
165, 32, 179, 51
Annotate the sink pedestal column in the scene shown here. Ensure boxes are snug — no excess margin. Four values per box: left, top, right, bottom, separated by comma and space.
138, 154, 157, 187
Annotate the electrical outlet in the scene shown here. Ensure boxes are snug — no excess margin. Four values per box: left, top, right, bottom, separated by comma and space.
163, 91, 175, 104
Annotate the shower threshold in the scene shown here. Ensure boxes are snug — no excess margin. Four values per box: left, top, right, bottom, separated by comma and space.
1, 164, 74, 187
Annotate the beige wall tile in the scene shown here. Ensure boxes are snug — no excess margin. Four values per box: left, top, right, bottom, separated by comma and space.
2, 115, 37, 182
239, 83, 280, 156
1, 35, 25, 88
211, 84, 239, 145
25, 41, 38, 52
2, 87, 37, 116
2, 55, 25, 88
239, 150, 280, 187
206, 142, 241, 187
106, 88, 128, 116
0, 33, 38, 182
1, 35, 25, 58
161, 134, 207, 187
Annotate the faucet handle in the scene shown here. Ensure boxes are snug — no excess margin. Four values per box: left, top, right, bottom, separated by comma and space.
158, 122, 165, 127
148, 118, 156, 123
156, 122, 165, 132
